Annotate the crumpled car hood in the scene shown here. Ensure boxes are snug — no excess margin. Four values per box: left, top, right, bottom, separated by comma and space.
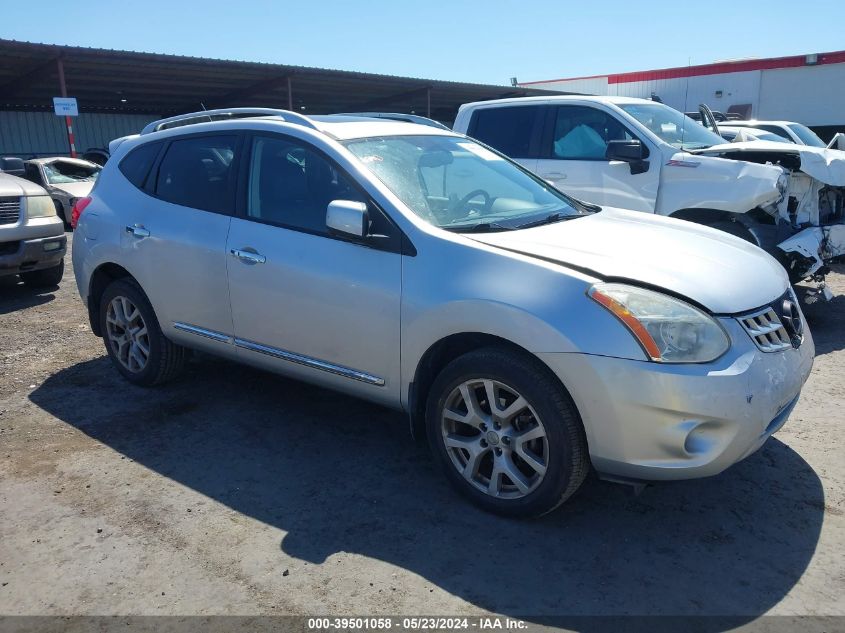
469, 207, 789, 314
699, 140, 845, 186
47, 181, 95, 198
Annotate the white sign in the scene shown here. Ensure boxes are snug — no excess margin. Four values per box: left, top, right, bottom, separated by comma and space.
53, 97, 78, 117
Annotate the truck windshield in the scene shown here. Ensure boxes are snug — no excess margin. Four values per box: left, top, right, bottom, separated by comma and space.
786, 123, 826, 148
619, 103, 726, 150
343, 135, 588, 232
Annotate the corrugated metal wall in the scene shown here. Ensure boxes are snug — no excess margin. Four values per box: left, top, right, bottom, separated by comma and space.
0, 111, 158, 158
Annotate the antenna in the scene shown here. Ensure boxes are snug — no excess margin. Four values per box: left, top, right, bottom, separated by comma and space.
200, 102, 207, 111
680, 57, 691, 149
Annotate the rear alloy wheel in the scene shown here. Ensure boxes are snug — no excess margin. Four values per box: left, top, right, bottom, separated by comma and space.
105, 295, 151, 374
427, 347, 588, 517
99, 279, 187, 386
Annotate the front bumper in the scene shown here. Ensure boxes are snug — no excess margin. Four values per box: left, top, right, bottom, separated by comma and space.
538, 318, 815, 481
0, 235, 67, 277
777, 223, 845, 279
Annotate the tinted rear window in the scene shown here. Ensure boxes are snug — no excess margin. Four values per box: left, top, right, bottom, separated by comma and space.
119, 142, 162, 189
468, 106, 540, 158
154, 135, 238, 213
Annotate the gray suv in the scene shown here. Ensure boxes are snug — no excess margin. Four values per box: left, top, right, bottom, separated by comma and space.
72, 109, 813, 517
0, 159, 66, 287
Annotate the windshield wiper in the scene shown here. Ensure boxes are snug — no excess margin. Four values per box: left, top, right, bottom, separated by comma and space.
513, 213, 579, 230
446, 222, 515, 233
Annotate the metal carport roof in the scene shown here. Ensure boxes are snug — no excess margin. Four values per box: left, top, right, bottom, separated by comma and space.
0, 39, 562, 122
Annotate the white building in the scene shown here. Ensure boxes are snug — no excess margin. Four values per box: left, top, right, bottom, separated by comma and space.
519, 50, 845, 139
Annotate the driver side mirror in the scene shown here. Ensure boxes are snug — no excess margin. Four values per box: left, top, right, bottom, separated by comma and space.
605, 140, 649, 175
605, 139, 646, 162
326, 200, 369, 239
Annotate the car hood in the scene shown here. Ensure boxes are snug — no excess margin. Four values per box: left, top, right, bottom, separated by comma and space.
0, 173, 48, 196
47, 181, 95, 197
698, 140, 845, 186
469, 207, 789, 314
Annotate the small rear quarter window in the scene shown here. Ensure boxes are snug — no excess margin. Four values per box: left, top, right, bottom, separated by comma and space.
119, 142, 162, 189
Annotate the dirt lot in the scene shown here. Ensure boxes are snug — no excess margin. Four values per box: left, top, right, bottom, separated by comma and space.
1, 233, 843, 623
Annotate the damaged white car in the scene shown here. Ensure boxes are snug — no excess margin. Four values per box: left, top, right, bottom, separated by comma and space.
454, 96, 843, 302
694, 106, 845, 301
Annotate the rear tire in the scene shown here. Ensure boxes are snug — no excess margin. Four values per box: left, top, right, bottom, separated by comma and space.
426, 346, 589, 518
99, 279, 187, 386
20, 260, 64, 288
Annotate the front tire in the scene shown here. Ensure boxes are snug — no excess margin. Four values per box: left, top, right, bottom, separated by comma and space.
99, 279, 187, 386
426, 347, 589, 518
20, 260, 64, 288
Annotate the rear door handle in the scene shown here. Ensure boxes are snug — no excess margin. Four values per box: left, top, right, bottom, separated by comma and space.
230, 248, 266, 265
125, 224, 150, 238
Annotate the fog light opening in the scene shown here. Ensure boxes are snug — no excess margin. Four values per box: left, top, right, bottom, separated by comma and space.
684, 423, 719, 456
42, 241, 62, 252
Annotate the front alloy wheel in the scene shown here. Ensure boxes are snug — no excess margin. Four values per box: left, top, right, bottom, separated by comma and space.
105, 296, 150, 373
427, 347, 588, 518
442, 378, 548, 498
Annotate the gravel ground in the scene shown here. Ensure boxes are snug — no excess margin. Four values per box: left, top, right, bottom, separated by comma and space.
1, 233, 843, 624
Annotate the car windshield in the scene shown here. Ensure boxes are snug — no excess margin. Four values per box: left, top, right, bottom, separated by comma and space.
786, 123, 826, 148
42, 160, 101, 184
343, 135, 588, 231
619, 103, 726, 150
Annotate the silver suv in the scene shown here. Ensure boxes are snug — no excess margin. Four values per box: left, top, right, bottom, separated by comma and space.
0, 159, 66, 287
73, 108, 814, 517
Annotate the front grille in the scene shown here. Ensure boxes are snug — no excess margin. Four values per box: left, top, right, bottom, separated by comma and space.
737, 290, 802, 352
0, 197, 21, 225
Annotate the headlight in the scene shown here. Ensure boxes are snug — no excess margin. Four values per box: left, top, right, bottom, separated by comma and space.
588, 283, 730, 363
24, 195, 56, 218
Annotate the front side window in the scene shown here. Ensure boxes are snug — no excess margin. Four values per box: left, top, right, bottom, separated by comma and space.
550, 105, 636, 160
344, 134, 587, 232
247, 136, 364, 234
468, 106, 541, 158
755, 125, 793, 142
154, 135, 237, 213
786, 123, 826, 147
619, 103, 725, 150
42, 160, 101, 184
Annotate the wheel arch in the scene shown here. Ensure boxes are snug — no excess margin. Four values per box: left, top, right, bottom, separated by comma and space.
86, 262, 136, 337
407, 332, 575, 441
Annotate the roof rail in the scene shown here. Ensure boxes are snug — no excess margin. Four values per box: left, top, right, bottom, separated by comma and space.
140, 108, 318, 135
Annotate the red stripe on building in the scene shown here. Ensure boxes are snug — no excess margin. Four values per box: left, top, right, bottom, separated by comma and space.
519, 49, 845, 86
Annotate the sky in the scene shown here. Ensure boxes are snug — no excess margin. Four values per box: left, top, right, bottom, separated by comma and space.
2, 0, 845, 86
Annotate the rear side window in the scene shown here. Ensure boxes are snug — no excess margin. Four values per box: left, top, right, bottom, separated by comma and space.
154, 135, 238, 213
119, 142, 162, 189
468, 106, 540, 158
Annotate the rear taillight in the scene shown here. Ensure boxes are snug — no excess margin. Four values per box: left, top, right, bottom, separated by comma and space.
70, 196, 92, 229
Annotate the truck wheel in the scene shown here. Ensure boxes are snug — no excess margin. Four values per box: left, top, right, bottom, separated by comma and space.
20, 261, 64, 288
708, 220, 758, 245
426, 347, 589, 518
99, 279, 187, 386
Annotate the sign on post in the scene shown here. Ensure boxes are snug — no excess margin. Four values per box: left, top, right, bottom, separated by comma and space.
53, 97, 79, 157
53, 97, 78, 117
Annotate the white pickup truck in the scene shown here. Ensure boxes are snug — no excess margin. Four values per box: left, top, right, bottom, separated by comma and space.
454, 96, 843, 302
0, 158, 67, 287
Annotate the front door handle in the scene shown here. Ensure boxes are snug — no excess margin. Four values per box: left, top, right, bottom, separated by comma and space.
125, 224, 150, 238
230, 248, 266, 265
